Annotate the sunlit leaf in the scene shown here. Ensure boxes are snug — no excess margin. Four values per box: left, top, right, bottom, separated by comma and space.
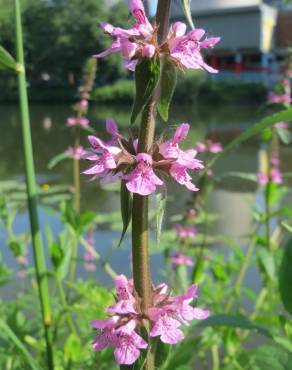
131, 57, 160, 124
197, 314, 272, 338
180, 0, 195, 29
118, 180, 132, 247
0, 318, 41, 370
282, 223, 292, 233
0, 45, 18, 71
279, 238, 292, 314
207, 108, 292, 170
48, 151, 71, 169
156, 192, 166, 246
158, 56, 177, 122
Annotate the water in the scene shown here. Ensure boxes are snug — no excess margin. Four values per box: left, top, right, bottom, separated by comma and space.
0, 102, 291, 296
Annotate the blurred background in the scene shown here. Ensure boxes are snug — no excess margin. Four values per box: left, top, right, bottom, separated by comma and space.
0, 0, 292, 286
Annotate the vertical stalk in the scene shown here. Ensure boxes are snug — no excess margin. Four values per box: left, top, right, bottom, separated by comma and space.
130, 2, 171, 369
14, 0, 54, 368
73, 126, 81, 214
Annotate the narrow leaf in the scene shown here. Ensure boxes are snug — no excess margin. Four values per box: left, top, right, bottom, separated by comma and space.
282, 223, 292, 233
207, 108, 292, 170
156, 192, 166, 246
0, 45, 18, 71
0, 318, 41, 370
48, 152, 71, 169
131, 57, 160, 124
118, 180, 132, 246
180, 0, 195, 29
276, 127, 291, 144
158, 56, 177, 121
197, 314, 273, 338
279, 238, 292, 314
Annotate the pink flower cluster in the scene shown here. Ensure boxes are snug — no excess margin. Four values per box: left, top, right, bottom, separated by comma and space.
91, 275, 209, 365
268, 91, 292, 104
95, 0, 220, 72
66, 146, 86, 160
66, 117, 89, 129
195, 140, 223, 154
257, 151, 283, 185
171, 253, 193, 268
176, 224, 196, 240
83, 120, 204, 195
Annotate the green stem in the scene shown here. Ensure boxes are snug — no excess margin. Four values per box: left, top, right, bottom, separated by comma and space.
14, 0, 54, 368
211, 345, 220, 370
73, 126, 81, 214
56, 278, 76, 335
264, 182, 272, 252
69, 234, 78, 283
224, 236, 257, 312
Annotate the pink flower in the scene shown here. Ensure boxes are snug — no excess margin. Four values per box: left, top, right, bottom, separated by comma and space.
159, 123, 191, 160
66, 146, 86, 160
168, 25, 220, 73
66, 117, 89, 128
195, 140, 223, 154
257, 171, 269, 185
91, 275, 208, 364
171, 254, 193, 268
176, 224, 196, 240
149, 284, 209, 344
83, 136, 121, 178
170, 163, 199, 192
79, 99, 88, 110
95, 1, 154, 71
123, 153, 163, 196
271, 167, 282, 184
95, 3, 219, 72
274, 121, 289, 129
268, 92, 292, 104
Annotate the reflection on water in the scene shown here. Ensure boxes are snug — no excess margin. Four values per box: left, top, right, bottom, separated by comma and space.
0, 103, 291, 291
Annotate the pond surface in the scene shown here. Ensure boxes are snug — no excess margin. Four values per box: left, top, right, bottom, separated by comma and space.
0, 102, 291, 296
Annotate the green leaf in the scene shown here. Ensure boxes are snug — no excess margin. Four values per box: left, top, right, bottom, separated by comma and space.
118, 180, 132, 246
156, 192, 166, 246
180, 0, 195, 29
64, 334, 81, 363
279, 238, 292, 314
244, 345, 292, 370
48, 151, 71, 169
282, 223, 292, 233
197, 314, 273, 338
131, 57, 160, 124
0, 318, 41, 370
0, 45, 18, 71
154, 339, 172, 369
158, 57, 177, 121
207, 108, 292, 170
276, 127, 292, 144
258, 248, 276, 281
217, 171, 258, 183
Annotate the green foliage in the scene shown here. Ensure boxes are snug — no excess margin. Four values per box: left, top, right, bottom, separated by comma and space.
0, 46, 18, 71
158, 57, 177, 122
118, 180, 132, 247
131, 57, 161, 124
279, 238, 292, 314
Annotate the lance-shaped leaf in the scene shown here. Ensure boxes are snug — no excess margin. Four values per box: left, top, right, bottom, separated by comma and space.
180, 0, 195, 29
0, 46, 18, 71
48, 151, 71, 169
197, 314, 273, 338
282, 222, 292, 233
207, 108, 292, 170
276, 127, 291, 144
156, 191, 166, 246
131, 57, 160, 124
118, 180, 133, 246
0, 318, 41, 370
158, 56, 177, 122
279, 238, 292, 315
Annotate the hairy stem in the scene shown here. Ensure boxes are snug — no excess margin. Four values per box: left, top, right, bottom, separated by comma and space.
56, 278, 76, 335
73, 126, 81, 214
130, 2, 172, 370
15, 0, 54, 368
